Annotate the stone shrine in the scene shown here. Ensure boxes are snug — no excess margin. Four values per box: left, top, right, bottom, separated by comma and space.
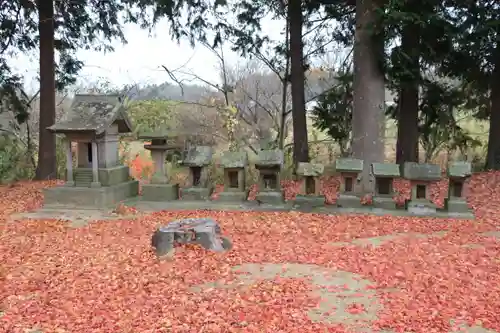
294, 162, 325, 208
180, 145, 213, 200
371, 162, 400, 209
217, 151, 249, 202
403, 162, 441, 215
139, 131, 183, 201
445, 161, 472, 214
43, 94, 139, 208
335, 158, 364, 208
255, 149, 285, 205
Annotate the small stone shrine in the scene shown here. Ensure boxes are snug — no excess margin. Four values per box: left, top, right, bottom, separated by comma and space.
371, 162, 400, 209
294, 162, 325, 208
180, 145, 213, 200
139, 131, 183, 201
335, 158, 364, 208
402, 162, 441, 214
445, 161, 472, 214
255, 149, 285, 205
43, 94, 139, 208
151, 218, 232, 258
217, 151, 249, 202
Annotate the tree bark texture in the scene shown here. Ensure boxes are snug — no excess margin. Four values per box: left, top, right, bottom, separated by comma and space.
35, 0, 57, 180
486, 48, 500, 170
352, 0, 386, 192
395, 12, 420, 164
289, 0, 309, 163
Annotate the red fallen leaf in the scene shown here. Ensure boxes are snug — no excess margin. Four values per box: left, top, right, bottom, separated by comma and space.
1, 172, 500, 333
346, 303, 366, 314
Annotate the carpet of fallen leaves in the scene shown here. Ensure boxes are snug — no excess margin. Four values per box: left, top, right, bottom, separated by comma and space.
1, 172, 500, 333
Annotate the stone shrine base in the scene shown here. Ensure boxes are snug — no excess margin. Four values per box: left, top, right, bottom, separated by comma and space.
445, 198, 472, 214
43, 180, 139, 209
406, 199, 437, 215
256, 190, 285, 205
293, 194, 325, 208
142, 183, 179, 201
336, 194, 363, 208
217, 190, 249, 203
373, 196, 397, 210
180, 187, 213, 200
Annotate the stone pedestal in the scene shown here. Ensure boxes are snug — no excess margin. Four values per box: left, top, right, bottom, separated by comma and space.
256, 191, 285, 205
373, 196, 397, 210
294, 194, 325, 208
180, 187, 213, 201
143, 183, 179, 201
406, 199, 437, 215
336, 194, 363, 208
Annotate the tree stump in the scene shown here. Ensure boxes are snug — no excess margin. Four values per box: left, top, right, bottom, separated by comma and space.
151, 218, 232, 257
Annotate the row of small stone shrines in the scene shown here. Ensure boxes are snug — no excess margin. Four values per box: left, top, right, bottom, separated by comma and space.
140, 143, 472, 217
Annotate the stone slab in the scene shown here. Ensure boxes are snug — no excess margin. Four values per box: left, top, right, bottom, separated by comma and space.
255, 191, 285, 205
180, 187, 213, 201
371, 163, 400, 178
336, 194, 363, 208
294, 194, 325, 208
448, 161, 472, 178
142, 183, 179, 201
43, 180, 139, 208
220, 151, 248, 168
255, 149, 284, 168
402, 162, 441, 181
121, 198, 475, 220
217, 191, 248, 203
296, 162, 324, 177
182, 146, 213, 167
335, 158, 363, 173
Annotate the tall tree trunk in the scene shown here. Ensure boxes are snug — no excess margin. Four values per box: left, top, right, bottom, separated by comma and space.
35, 0, 57, 180
395, 12, 420, 164
352, 0, 385, 192
289, 0, 309, 163
486, 49, 500, 170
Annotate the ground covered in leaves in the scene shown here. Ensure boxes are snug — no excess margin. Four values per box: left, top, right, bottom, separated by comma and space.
1, 173, 500, 333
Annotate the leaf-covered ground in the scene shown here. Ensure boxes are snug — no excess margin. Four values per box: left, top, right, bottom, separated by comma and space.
1, 173, 500, 333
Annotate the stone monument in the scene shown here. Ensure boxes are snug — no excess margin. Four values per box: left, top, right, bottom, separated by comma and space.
151, 218, 232, 258
294, 162, 325, 208
43, 94, 139, 208
402, 162, 441, 215
217, 151, 249, 202
371, 162, 400, 209
445, 161, 472, 214
139, 131, 183, 201
255, 149, 285, 205
180, 145, 213, 200
335, 158, 363, 208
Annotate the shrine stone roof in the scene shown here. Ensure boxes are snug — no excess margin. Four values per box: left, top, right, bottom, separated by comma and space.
47, 94, 133, 134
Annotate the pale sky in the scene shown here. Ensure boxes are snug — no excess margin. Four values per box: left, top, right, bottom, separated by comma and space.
11, 16, 285, 94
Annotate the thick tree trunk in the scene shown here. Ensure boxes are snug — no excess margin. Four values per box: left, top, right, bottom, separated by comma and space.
289, 0, 309, 163
351, 0, 386, 192
35, 0, 57, 180
486, 49, 500, 170
396, 21, 420, 164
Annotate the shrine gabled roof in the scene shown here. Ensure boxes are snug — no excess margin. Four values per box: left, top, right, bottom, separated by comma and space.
47, 94, 133, 134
